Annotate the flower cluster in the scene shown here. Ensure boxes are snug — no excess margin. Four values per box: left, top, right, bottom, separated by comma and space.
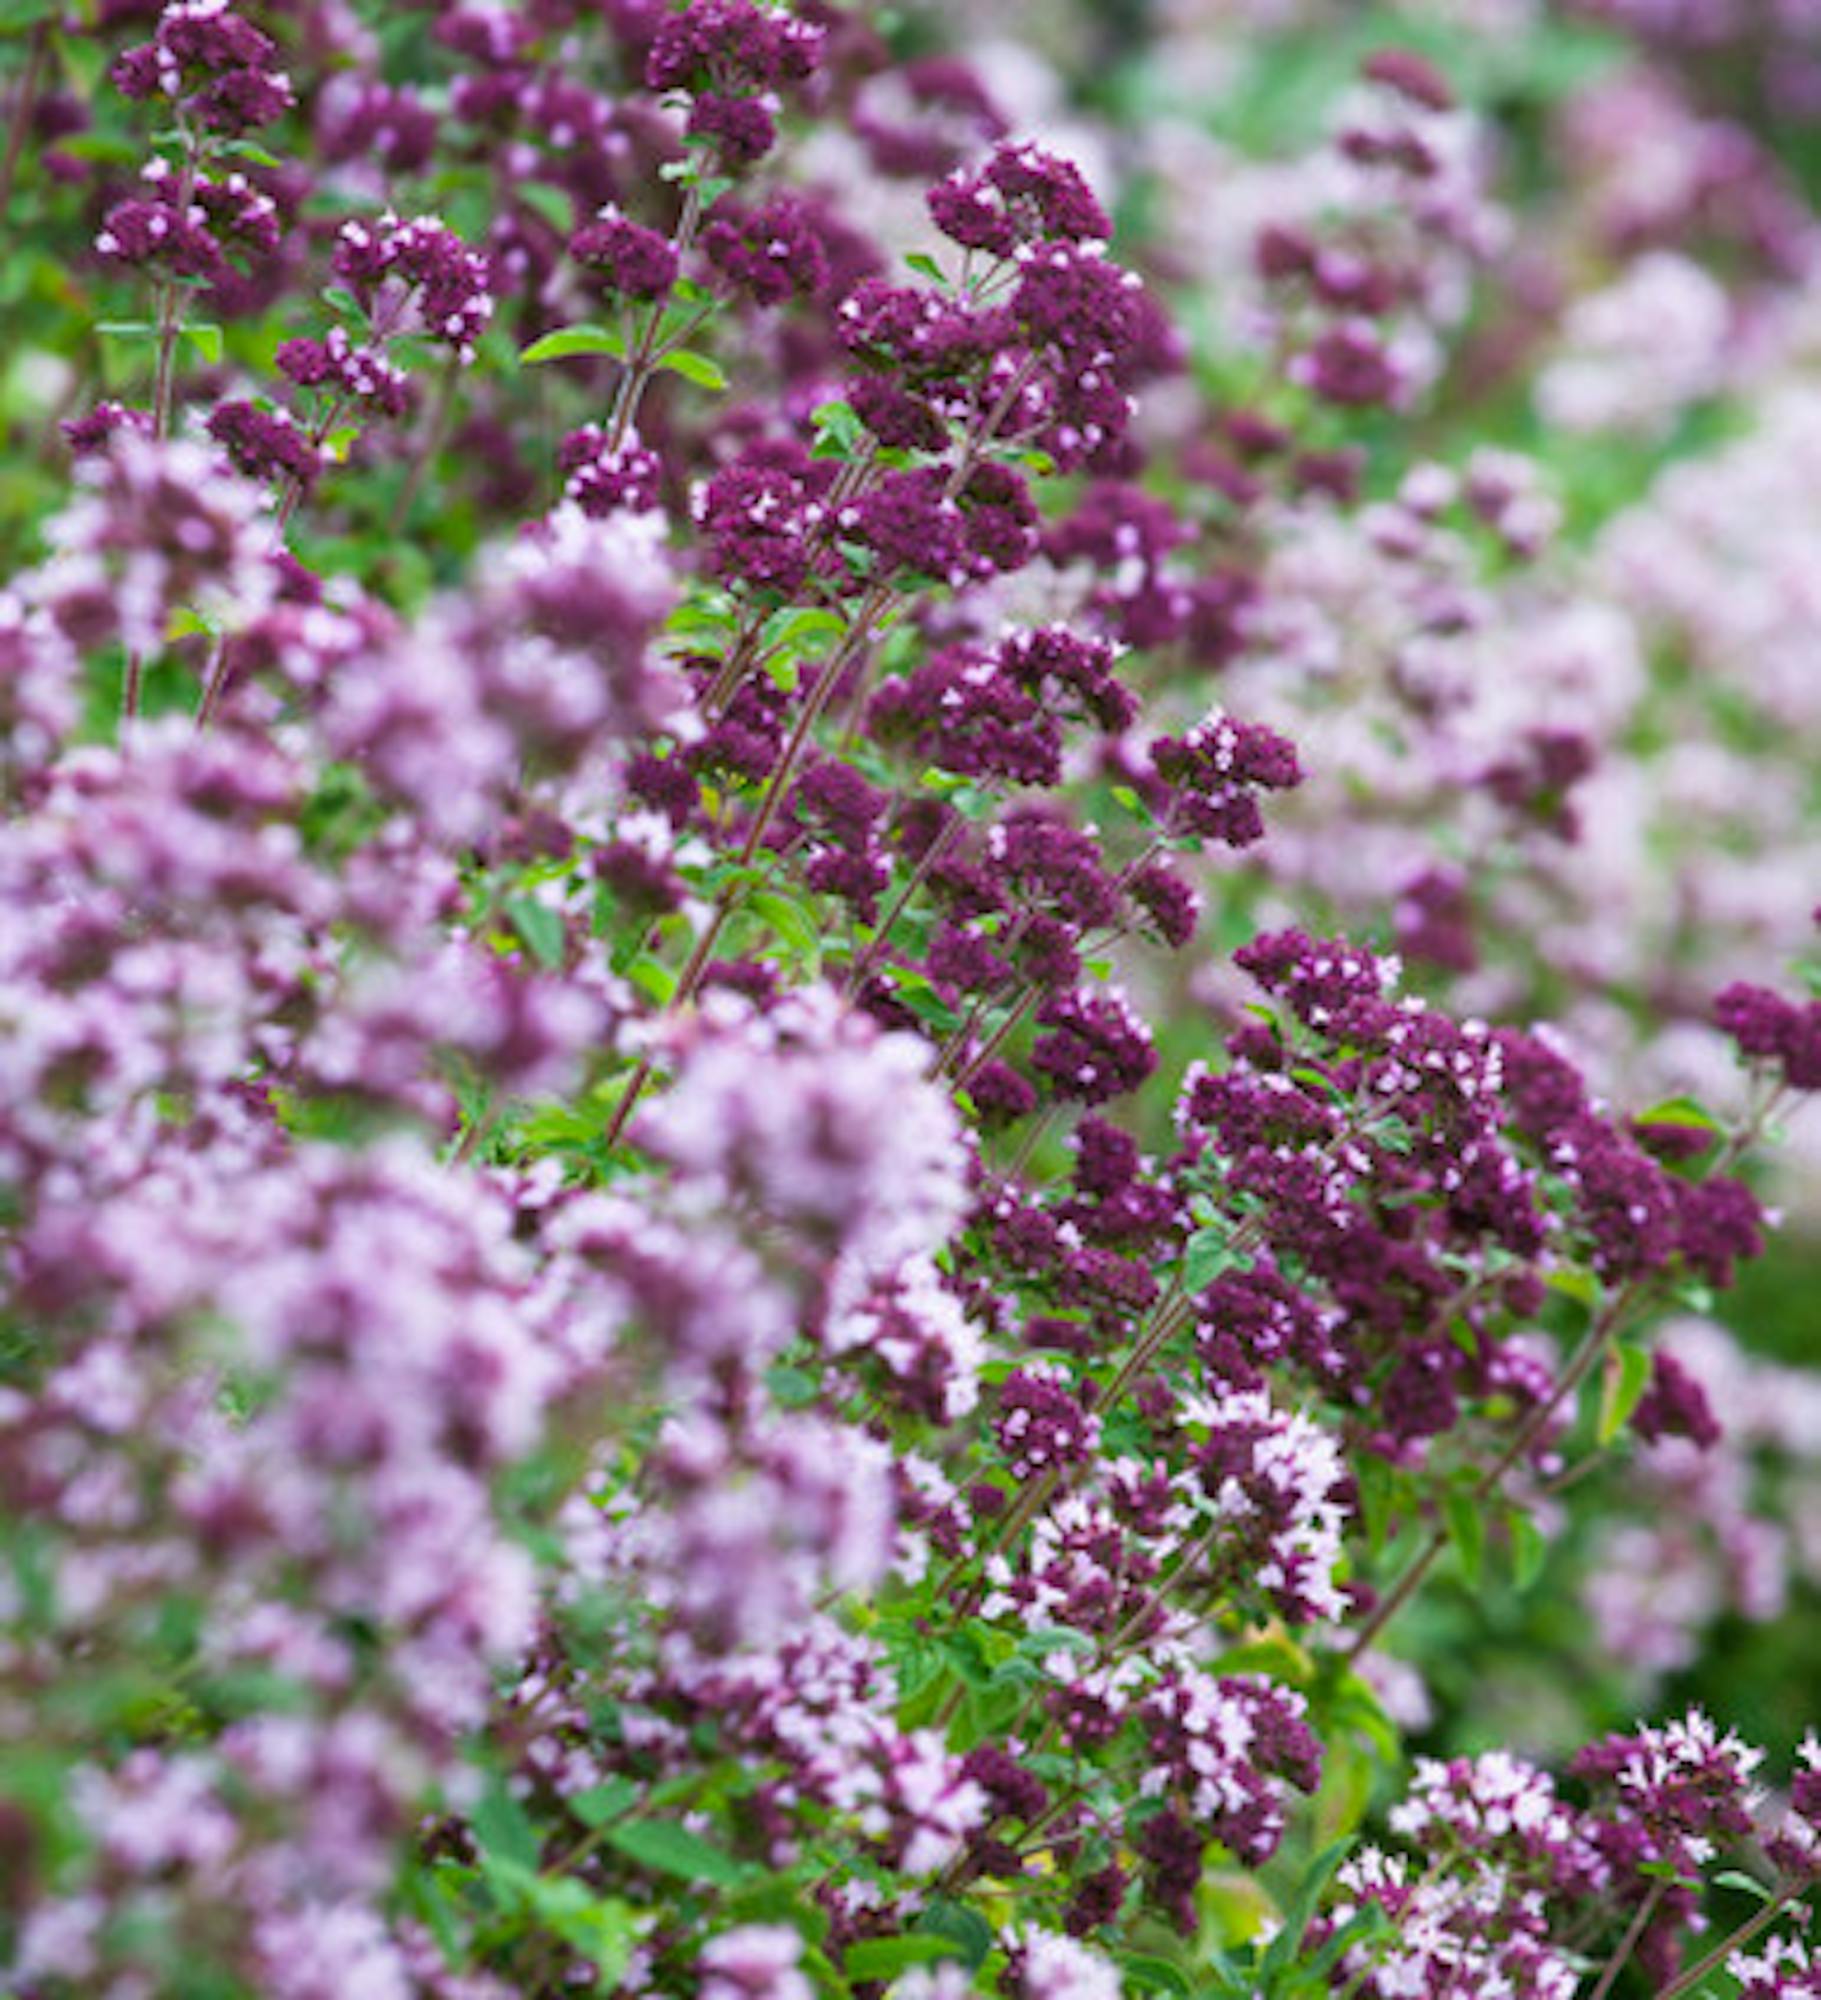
1, 0, 1820, 1995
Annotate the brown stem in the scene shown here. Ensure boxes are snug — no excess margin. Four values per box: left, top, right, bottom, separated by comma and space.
1000, 1103, 1062, 1183
948, 984, 1042, 1092
1587, 1882, 1665, 2000
736, 585, 893, 869
275, 394, 350, 538
150, 144, 200, 442
1344, 1291, 1636, 1664
121, 649, 146, 728
606, 181, 708, 453
0, 20, 51, 239
1655, 1880, 1810, 2000
388, 355, 461, 532
703, 606, 773, 718
193, 634, 231, 729
599, 891, 739, 1150
1348, 1073, 1789, 1661
843, 807, 964, 999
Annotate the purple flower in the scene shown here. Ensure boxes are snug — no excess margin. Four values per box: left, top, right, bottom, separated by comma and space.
703, 194, 829, 306
927, 140, 1111, 256
570, 205, 679, 299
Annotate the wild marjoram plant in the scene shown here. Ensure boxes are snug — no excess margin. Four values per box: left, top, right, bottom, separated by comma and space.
1, 1, 1820, 1996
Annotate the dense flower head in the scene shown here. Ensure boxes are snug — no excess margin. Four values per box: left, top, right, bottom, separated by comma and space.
111, 0, 294, 133
1182, 1385, 1351, 1622
331, 211, 494, 360
927, 140, 1112, 257
703, 193, 830, 305
38, 430, 277, 657
1151, 713, 1303, 846
570, 204, 679, 298
1573, 1709, 1764, 1875
698, 441, 834, 596
1717, 979, 1821, 1089
640, 986, 968, 1280
1138, 1672, 1321, 1873
995, 1362, 1103, 1479
1032, 985, 1158, 1106
646, 0, 825, 98
868, 643, 1062, 786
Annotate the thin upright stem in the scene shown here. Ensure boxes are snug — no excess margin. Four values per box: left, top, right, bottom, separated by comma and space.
0, 21, 51, 241
193, 634, 231, 729
1586, 1882, 1664, 2000
389, 355, 461, 532
606, 180, 708, 454
736, 585, 893, 869
843, 808, 964, 999
1344, 1291, 1636, 1664
150, 141, 201, 442
599, 891, 740, 1150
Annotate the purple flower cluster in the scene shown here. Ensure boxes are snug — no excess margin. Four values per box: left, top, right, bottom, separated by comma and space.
5, 2, 1820, 1993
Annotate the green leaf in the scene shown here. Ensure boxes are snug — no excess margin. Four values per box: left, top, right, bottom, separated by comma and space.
1312, 1735, 1374, 1848
763, 1363, 821, 1409
1199, 1869, 1277, 1948
1444, 1485, 1484, 1590
624, 957, 677, 1007
1634, 1094, 1722, 1135
1014, 1627, 1096, 1660
521, 323, 626, 365
811, 399, 867, 459
182, 322, 224, 366
915, 1901, 995, 1971
904, 251, 950, 286
506, 897, 566, 970
96, 320, 156, 342
219, 139, 283, 168
845, 1937, 967, 1982
471, 1780, 542, 1874
1507, 1508, 1548, 1592
1119, 1955, 1191, 1995
1182, 1225, 1237, 1292
1713, 1869, 1775, 1903
602, 1818, 748, 1887
527, 1881, 638, 1985
569, 1778, 639, 1829
656, 348, 729, 391
746, 888, 822, 963
1597, 1340, 1653, 1447
765, 606, 847, 650
1211, 1631, 1314, 1685
516, 181, 575, 234
1354, 1455, 1397, 1555
1257, 1838, 1353, 1979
